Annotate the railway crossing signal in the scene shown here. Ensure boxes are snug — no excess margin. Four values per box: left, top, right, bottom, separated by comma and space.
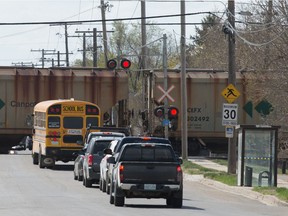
107, 58, 131, 70
120, 58, 131, 69
154, 106, 164, 118
168, 106, 179, 131
107, 59, 117, 70
154, 106, 179, 131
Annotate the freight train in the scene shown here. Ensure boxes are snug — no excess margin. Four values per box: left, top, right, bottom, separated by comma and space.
0, 66, 263, 155
0, 67, 128, 153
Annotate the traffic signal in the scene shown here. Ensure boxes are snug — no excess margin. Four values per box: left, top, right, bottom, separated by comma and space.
120, 58, 131, 69
107, 59, 117, 70
154, 106, 164, 118
168, 106, 179, 119
168, 106, 179, 131
107, 58, 131, 70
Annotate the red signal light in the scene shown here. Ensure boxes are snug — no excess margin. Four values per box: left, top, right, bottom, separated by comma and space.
168, 107, 179, 119
121, 58, 131, 69
107, 59, 117, 70
170, 108, 178, 116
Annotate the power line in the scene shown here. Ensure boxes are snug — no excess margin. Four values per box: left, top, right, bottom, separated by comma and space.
0, 12, 214, 26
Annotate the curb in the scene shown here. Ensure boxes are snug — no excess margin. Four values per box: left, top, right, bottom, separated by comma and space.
184, 174, 288, 207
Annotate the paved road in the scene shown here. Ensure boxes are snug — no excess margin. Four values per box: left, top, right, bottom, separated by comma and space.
0, 151, 287, 216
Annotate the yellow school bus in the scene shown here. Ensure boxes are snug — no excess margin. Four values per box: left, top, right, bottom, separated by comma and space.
32, 99, 101, 168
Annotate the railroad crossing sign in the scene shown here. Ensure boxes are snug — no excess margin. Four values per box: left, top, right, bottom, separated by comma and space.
221, 84, 240, 103
157, 85, 175, 103
222, 103, 238, 126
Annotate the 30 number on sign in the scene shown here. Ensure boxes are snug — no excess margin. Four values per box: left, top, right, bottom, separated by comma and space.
222, 103, 238, 126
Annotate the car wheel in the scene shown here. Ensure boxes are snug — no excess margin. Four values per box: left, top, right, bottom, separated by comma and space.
114, 194, 124, 207
102, 179, 107, 193
99, 178, 103, 191
106, 173, 110, 194
83, 177, 92, 188
109, 182, 114, 204
171, 190, 183, 208
38, 150, 45, 169
32, 153, 39, 165
114, 184, 124, 207
78, 174, 83, 181
74, 171, 78, 180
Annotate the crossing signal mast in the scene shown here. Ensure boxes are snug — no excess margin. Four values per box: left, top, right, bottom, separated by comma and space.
107, 58, 131, 70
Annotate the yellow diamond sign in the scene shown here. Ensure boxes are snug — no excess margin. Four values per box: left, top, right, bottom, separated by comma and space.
221, 84, 240, 103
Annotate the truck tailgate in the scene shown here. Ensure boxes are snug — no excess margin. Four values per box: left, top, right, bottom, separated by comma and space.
121, 162, 180, 184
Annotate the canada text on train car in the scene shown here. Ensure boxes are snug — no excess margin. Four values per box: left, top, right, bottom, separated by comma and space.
221, 84, 240, 103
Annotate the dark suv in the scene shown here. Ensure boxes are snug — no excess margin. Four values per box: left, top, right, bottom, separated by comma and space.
82, 136, 123, 187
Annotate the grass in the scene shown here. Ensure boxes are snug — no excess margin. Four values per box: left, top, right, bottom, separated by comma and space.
182, 159, 288, 202
253, 187, 288, 202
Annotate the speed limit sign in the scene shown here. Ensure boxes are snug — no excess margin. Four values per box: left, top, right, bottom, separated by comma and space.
222, 103, 238, 126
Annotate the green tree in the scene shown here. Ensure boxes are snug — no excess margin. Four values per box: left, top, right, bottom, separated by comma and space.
186, 14, 227, 69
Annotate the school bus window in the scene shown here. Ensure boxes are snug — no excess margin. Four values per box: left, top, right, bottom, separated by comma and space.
48, 116, 60, 128
86, 117, 99, 127
35, 112, 46, 127
63, 117, 83, 129
63, 135, 83, 143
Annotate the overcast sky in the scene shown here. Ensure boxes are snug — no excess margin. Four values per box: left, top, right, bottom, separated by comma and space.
0, 0, 251, 67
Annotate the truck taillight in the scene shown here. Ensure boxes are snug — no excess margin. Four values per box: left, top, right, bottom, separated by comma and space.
119, 165, 124, 182
176, 165, 182, 182
88, 154, 93, 166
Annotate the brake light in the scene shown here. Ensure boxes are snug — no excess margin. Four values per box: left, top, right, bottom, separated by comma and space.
176, 165, 182, 182
119, 165, 124, 182
88, 154, 93, 166
141, 137, 152, 141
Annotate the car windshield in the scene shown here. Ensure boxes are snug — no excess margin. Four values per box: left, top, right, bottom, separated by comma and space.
120, 145, 175, 162
114, 137, 170, 153
92, 141, 112, 154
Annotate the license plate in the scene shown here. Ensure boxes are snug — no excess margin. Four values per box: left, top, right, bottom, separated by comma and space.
144, 184, 156, 190
67, 129, 82, 135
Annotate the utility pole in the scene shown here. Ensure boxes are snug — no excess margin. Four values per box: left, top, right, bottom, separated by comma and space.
264, 0, 273, 69
51, 22, 79, 67
163, 34, 168, 139
31, 49, 56, 68
227, 0, 236, 174
100, 0, 109, 64
83, 33, 87, 67
141, 0, 150, 135
180, 0, 188, 160
74, 29, 112, 67
64, 23, 69, 67
93, 28, 98, 67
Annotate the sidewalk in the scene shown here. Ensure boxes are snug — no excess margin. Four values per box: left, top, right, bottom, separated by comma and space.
186, 158, 288, 207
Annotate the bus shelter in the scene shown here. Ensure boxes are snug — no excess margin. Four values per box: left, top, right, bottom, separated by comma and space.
236, 125, 280, 187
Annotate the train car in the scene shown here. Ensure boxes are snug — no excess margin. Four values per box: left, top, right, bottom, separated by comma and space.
151, 70, 262, 155
0, 67, 128, 153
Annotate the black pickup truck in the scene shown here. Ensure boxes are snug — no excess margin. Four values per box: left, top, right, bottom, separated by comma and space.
108, 143, 183, 208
